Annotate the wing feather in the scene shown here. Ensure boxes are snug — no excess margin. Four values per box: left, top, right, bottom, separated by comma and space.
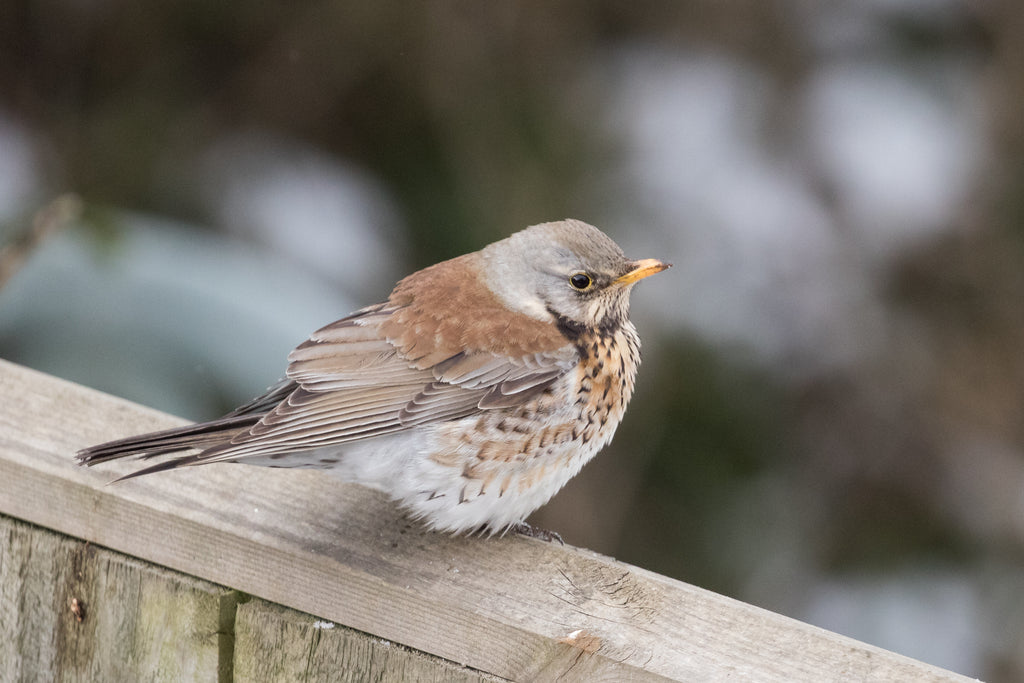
154, 295, 577, 465
80, 255, 583, 474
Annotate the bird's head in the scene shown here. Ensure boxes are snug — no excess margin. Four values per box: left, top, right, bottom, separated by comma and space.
480, 219, 671, 335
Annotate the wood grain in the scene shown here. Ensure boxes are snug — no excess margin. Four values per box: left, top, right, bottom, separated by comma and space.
0, 359, 977, 682
234, 598, 501, 682
0, 515, 231, 683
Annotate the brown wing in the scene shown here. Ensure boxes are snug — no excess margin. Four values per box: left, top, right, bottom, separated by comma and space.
80, 255, 578, 474
191, 256, 577, 462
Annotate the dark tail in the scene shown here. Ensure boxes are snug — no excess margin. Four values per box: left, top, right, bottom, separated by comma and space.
76, 379, 297, 479
76, 414, 259, 479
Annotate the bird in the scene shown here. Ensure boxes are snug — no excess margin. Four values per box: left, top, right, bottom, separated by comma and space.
77, 219, 670, 537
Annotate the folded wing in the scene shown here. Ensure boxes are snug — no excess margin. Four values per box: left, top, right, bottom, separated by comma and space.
180, 303, 577, 463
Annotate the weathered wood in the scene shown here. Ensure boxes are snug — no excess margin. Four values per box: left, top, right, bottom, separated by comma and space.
0, 514, 232, 683
234, 598, 501, 682
0, 359, 978, 681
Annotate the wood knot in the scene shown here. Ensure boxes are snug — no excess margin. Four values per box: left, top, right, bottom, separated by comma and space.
558, 628, 602, 653
69, 597, 86, 623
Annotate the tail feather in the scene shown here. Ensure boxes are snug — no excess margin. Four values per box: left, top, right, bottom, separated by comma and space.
76, 414, 258, 467
109, 452, 215, 481
77, 379, 299, 478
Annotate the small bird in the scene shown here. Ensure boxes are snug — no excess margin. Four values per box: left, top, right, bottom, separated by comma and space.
78, 220, 669, 536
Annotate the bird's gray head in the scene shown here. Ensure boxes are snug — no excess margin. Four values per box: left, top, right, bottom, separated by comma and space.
479, 219, 670, 334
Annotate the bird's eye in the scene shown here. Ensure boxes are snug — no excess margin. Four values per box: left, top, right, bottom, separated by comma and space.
569, 272, 593, 291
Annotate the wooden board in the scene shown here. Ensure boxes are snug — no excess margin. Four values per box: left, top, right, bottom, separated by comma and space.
0, 515, 231, 683
0, 359, 978, 681
234, 598, 501, 682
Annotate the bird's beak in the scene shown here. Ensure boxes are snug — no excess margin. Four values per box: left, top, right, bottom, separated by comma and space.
615, 258, 672, 286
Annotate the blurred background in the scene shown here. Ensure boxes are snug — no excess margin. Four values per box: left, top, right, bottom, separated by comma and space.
1, 1, 1022, 679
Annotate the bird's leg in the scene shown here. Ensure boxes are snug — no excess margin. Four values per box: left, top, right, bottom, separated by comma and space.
512, 521, 564, 545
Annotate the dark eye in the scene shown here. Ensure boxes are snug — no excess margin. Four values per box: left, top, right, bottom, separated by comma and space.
569, 272, 593, 291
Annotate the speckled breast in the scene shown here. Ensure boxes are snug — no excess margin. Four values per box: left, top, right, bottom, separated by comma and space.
431, 323, 642, 503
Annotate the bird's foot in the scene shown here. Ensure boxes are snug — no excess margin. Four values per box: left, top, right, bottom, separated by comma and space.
512, 522, 564, 545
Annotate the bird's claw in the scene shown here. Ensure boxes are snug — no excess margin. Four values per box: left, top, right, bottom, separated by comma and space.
512, 522, 564, 545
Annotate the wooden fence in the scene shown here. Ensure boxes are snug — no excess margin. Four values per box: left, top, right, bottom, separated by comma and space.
0, 359, 978, 681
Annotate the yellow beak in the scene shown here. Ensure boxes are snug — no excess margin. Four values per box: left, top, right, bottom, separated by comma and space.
614, 258, 672, 286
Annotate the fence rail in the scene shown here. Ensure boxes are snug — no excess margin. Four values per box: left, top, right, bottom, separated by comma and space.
0, 359, 975, 681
